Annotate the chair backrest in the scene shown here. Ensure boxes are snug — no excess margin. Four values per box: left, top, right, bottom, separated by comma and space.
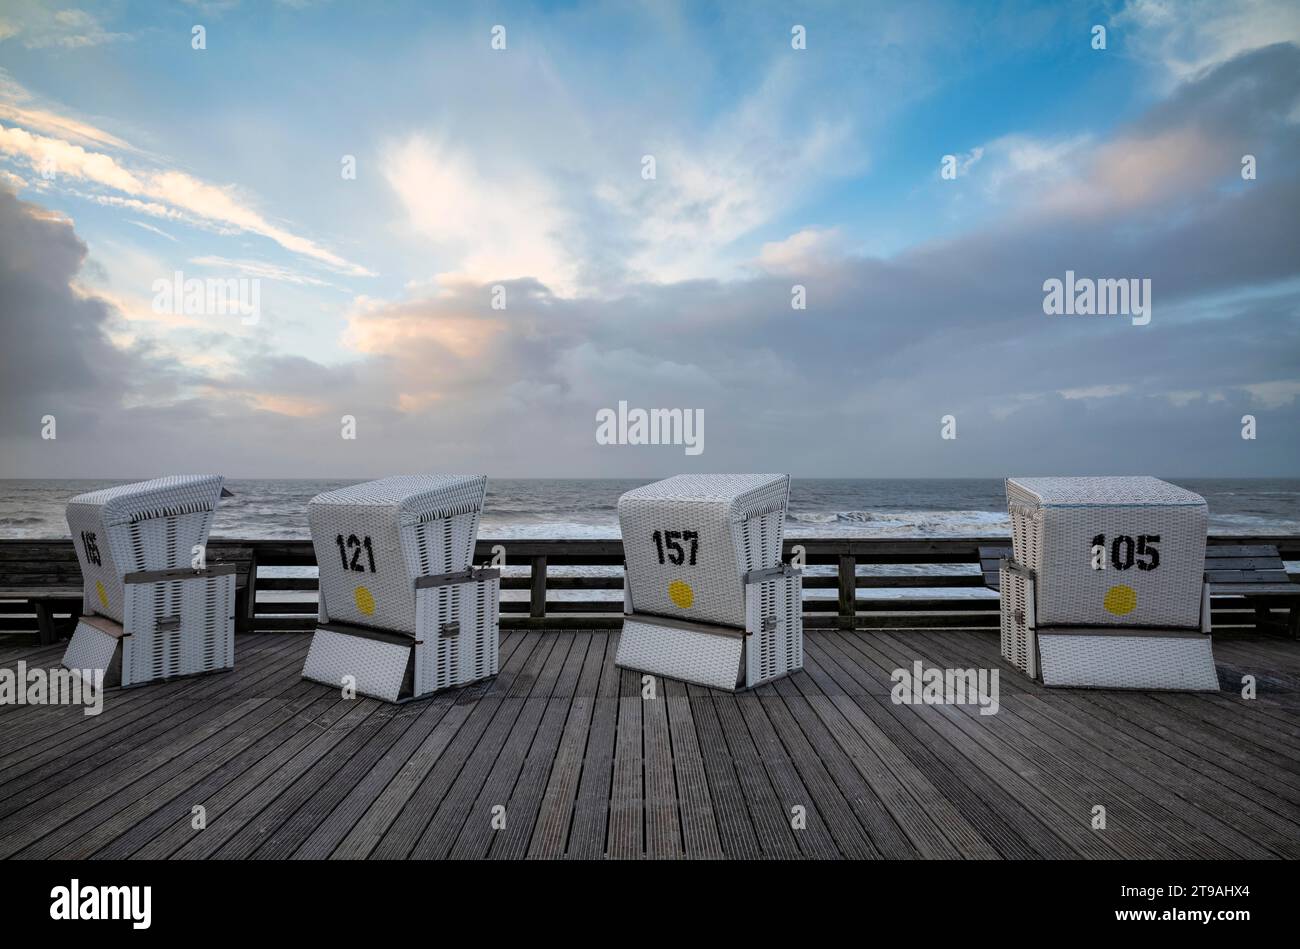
619, 474, 789, 628
308, 475, 487, 633
1006, 476, 1206, 628
66, 475, 225, 623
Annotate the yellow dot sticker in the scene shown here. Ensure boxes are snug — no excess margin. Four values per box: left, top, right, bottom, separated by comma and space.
354, 585, 376, 616
667, 580, 694, 609
95, 580, 108, 609
1104, 584, 1137, 616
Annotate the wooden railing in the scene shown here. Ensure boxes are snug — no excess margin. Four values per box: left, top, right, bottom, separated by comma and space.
2, 535, 1297, 638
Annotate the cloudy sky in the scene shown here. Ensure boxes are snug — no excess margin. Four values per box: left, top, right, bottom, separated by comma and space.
0, 0, 1297, 479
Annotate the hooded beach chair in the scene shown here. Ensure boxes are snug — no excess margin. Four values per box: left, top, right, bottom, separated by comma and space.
999, 476, 1218, 690
616, 474, 803, 691
300, 475, 499, 702
62, 475, 235, 687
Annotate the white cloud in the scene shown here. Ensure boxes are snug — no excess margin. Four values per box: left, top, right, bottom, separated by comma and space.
0, 5, 130, 49
1116, 0, 1300, 81
1058, 384, 1133, 400
383, 136, 577, 293
756, 227, 844, 275
603, 65, 858, 283
128, 219, 177, 241
1242, 379, 1300, 408
189, 255, 337, 287
0, 121, 373, 275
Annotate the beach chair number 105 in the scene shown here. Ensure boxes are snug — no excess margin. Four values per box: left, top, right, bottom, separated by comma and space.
651, 529, 699, 566
1091, 533, 1161, 571
335, 533, 378, 573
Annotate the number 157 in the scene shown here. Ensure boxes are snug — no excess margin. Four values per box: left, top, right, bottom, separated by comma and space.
652, 530, 698, 565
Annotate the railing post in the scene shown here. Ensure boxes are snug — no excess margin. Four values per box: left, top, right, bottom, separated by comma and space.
242, 552, 258, 634
529, 555, 547, 620
838, 554, 856, 630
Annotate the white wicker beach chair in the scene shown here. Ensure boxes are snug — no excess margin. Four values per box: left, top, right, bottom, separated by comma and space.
1000, 476, 1218, 690
300, 475, 499, 702
615, 474, 803, 691
62, 475, 235, 688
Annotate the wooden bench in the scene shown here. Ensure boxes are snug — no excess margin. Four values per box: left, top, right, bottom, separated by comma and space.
978, 546, 1013, 591
0, 587, 83, 644
980, 544, 1299, 637
1205, 545, 1300, 638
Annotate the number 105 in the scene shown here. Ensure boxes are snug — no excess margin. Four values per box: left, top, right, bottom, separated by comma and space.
1091, 533, 1160, 571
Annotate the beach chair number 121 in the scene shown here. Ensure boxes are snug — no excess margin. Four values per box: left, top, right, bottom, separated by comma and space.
335, 533, 378, 573
652, 530, 699, 566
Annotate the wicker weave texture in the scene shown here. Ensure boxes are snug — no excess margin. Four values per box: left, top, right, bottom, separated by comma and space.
414, 573, 500, 694
744, 572, 803, 686
67, 478, 223, 625
615, 617, 744, 690
66, 474, 225, 526
122, 573, 234, 686
618, 474, 789, 628
1006, 476, 1206, 628
301, 628, 411, 703
62, 621, 120, 687
309, 476, 486, 633
998, 563, 1037, 678
1037, 633, 1219, 691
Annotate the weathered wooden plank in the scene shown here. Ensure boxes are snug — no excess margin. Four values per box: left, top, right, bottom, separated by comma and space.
1, 625, 1298, 862
0, 639, 303, 815
564, 629, 624, 859
801, 637, 1060, 858
684, 680, 761, 859
219, 700, 402, 859
487, 632, 596, 859
0, 634, 294, 766
52, 680, 323, 859
661, 677, 724, 859
607, 667, 645, 859
709, 688, 801, 858
641, 664, 682, 859
288, 688, 462, 859
360, 633, 544, 859
525, 633, 608, 858
171, 700, 384, 860
908, 629, 1251, 859
96, 693, 345, 860
0, 697, 276, 859
745, 688, 875, 858
434, 634, 577, 860
771, 672, 971, 859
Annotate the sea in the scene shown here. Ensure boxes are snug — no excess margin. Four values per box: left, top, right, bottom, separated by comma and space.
4, 478, 1295, 603
2, 477, 1298, 540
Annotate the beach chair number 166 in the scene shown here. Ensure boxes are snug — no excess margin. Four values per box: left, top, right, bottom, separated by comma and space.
335, 533, 378, 573
80, 531, 102, 566
652, 530, 699, 566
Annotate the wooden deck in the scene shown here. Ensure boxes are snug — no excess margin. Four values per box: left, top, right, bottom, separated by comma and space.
1, 628, 1298, 860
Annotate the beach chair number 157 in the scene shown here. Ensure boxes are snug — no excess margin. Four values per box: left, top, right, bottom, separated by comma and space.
652, 530, 698, 566
335, 533, 378, 573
